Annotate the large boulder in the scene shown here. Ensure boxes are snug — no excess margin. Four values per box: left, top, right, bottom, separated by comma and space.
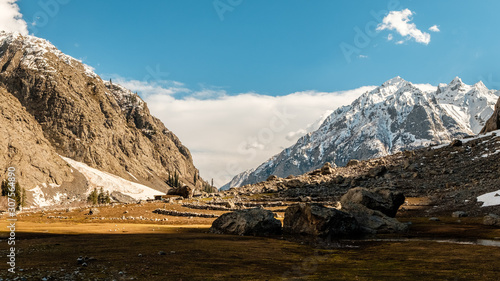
210, 208, 282, 236
283, 203, 360, 239
483, 213, 500, 227
321, 162, 335, 175
340, 187, 405, 217
341, 202, 408, 234
168, 185, 194, 198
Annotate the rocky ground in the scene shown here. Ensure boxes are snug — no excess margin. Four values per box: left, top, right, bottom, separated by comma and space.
220, 130, 500, 218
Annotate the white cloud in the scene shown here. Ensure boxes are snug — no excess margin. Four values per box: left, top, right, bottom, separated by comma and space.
358, 55, 368, 59
109, 76, 191, 97
377, 9, 431, 45
429, 25, 440, 32
0, 0, 28, 35
387, 34, 393, 41
118, 81, 375, 187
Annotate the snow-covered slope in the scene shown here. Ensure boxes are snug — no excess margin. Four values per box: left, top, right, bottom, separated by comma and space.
223, 77, 499, 190
61, 156, 165, 201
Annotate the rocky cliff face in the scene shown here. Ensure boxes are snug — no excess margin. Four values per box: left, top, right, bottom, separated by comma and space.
481, 92, 500, 133
224, 77, 499, 189
0, 31, 203, 206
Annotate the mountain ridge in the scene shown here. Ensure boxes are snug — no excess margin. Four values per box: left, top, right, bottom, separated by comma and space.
223, 76, 499, 190
0, 31, 206, 206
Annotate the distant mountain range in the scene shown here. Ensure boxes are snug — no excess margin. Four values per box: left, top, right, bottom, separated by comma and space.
222, 76, 499, 190
0, 31, 205, 207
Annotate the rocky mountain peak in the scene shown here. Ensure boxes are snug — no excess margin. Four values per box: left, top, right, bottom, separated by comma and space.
0, 33, 206, 207
381, 76, 407, 87
223, 77, 499, 190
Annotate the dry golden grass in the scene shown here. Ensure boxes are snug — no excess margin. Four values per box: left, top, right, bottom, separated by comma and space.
0, 202, 499, 280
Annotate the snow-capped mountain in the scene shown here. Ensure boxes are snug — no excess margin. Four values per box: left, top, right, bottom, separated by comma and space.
222, 76, 499, 190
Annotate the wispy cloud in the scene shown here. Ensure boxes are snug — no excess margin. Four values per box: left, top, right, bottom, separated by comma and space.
107, 75, 191, 97
113, 77, 375, 186
0, 0, 28, 35
377, 9, 431, 45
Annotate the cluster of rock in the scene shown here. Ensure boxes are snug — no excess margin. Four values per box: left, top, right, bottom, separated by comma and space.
220, 130, 500, 217
211, 187, 407, 239
152, 208, 218, 218
210, 208, 282, 236
87, 216, 169, 222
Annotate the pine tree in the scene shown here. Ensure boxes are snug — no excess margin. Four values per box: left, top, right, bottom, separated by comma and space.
97, 187, 105, 204
104, 191, 111, 204
1, 180, 8, 196
87, 188, 98, 205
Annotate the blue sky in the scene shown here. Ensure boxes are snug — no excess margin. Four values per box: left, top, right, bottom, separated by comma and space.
4, 0, 500, 185
16, 0, 500, 94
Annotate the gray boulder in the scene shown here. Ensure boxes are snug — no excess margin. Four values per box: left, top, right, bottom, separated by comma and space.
168, 185, 194, 198
340, 187, 405, 217
452, 211, 468, 218
341, 202, 408, 234
321, 162, 335, 175
210, 208, 281, 236
483, 213, 500, 226
283, 203, 360, 239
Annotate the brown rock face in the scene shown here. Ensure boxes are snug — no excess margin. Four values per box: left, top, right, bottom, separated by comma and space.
0, 86, 73, 187
481, 96, 500, 133
0, 32, 204, 205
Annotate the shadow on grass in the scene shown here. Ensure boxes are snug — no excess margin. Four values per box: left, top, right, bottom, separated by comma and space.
1, 227, 500, 280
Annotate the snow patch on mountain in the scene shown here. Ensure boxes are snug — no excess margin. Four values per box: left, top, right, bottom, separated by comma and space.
61, 156, 164, 200
0, 31, 98, 78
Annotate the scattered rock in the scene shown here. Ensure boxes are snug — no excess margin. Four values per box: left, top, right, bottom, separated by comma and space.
158, 251, 166, 255
266, 175, 278, 181
210, 208, 282, 236
346, 159, 360, 167
368, 166, 387, 178
450, 139, 463, 147
321, 162, 335, 175
221, 200, 236, 209
286, 179, 304, 188
283, 203, 360, 239
452, 211, 468, 218
299, 196, 312, 202
429, 217, 440, 221
340, 187, 405, 217
483, 213, 500, 226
